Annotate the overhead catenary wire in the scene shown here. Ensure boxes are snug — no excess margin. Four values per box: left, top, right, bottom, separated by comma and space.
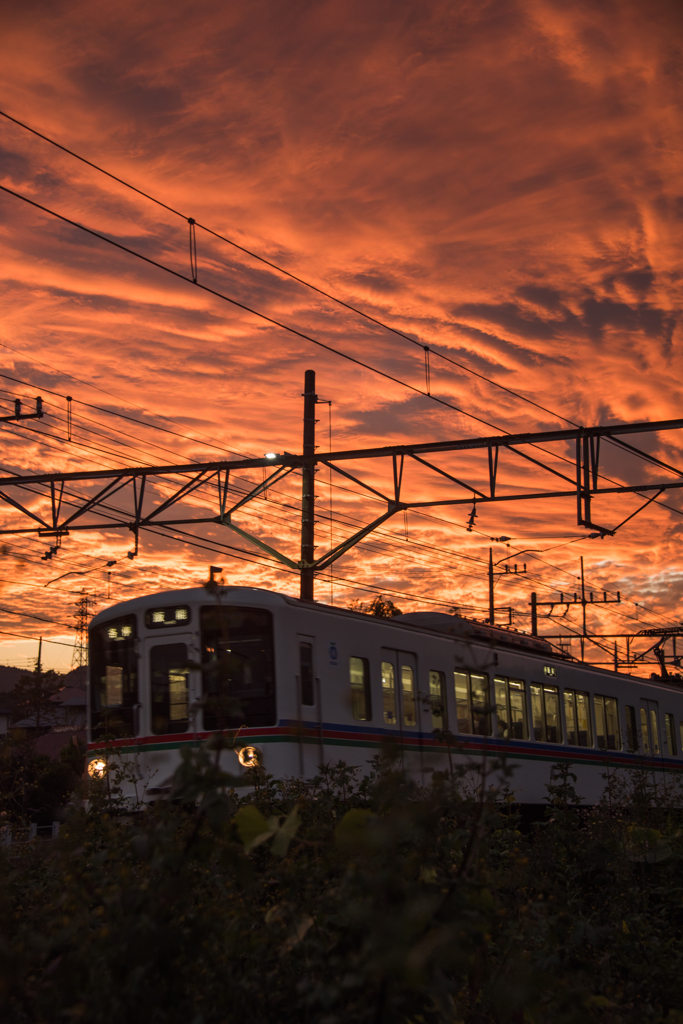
0, 126, 679, 642
5, 177, 681, 529
0, 107, 575, 427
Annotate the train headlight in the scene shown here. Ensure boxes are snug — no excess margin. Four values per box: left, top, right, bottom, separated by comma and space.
237, 746, 262, 768
87, 758, 107, 779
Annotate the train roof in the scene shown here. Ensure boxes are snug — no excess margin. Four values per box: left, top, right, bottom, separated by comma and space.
89, 585, 554, 655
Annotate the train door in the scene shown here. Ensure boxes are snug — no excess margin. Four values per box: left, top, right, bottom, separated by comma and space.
638, 698, 663, 761
380, 649, 419, 760
297, 635, 323, 776
142, 634, 196, 740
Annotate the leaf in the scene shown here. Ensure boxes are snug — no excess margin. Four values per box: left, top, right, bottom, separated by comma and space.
234, 805, 274, 852
271, 805, 301, 857
282, 915, 314, 952
335, 808, 374, 850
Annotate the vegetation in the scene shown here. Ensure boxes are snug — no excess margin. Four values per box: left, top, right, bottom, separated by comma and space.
348, 594, 403, 618
1, 745, 683, 1022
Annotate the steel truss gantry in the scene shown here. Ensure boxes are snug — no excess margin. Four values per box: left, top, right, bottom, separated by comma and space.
1, 377, 683, 599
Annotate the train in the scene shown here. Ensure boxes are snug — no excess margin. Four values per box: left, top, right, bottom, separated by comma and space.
85, 585, 683, 805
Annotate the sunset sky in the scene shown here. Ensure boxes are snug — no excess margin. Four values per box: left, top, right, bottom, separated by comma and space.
0, 0, 682, 674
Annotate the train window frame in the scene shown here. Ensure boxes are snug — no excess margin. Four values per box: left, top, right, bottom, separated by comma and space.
563, 689, 592, 747
454, 670, 491, 736
594, 694, 621, 751
494, 676, 528, 741
665, 713, 677, 756
350, 657, 372, 722
626, 705, 638, 752
150, 643, 190, 735
428, 670, 447, 732
145, 605, 191, 629
530, 683, 561, 743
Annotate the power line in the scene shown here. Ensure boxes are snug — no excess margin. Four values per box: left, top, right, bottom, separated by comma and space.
0, 107, 574, 427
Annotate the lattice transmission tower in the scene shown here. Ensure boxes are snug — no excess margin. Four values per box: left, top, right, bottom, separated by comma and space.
72, 590, 96, 668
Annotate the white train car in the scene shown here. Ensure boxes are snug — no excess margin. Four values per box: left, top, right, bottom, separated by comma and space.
86, 586, 683, 805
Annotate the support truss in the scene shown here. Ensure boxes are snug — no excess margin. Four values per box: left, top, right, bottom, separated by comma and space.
0, 417, 682, 574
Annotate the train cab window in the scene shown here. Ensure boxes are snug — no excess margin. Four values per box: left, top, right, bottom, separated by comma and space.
564, 689, 592, 746
429, 671, 447, 731
495, 677, 528, 740
665, 713, 677, 756
350, 657, 371, 721
150, 644, 189, 734
402, 665, 417, 726
200, 606, 275, 729
594, 695, 621, 751
89, 615, 138, 739
626, 706, 638, 752
454, 671, 491, 736
299, 643, 314, 707
381, 661, 397, 725
530, 684, 561, 743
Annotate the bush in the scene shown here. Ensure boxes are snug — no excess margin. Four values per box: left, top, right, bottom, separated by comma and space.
1, 746, 683, 1023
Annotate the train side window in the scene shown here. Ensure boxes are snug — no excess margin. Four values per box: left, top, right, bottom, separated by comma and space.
626, 706, 638, 752
402, 665, 417, 726
350, 657, 371, 722
381, 661, 397, 725
429, 670, 447, 731
454, 671, 491, 736
665, 713, 677, 756
299, 643, 314, 707
594, 695, 621, 751
650, 709, 660, 755
150, 643, 189, 735
530, 684, 561, 743
680, 721, 683, 756
639, 708, 650, 754
495, 677, 528, 740
564, 689, 592, 746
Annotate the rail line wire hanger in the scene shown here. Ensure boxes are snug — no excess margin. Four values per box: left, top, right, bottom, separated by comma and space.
0, 374, 682, 599
0, 397, 43, 423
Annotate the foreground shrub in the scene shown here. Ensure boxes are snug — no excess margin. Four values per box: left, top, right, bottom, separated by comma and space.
1, 747, 683, 1023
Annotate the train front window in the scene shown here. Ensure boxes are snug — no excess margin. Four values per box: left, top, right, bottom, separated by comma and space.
89, 615, 138, 739
200, 606, 275, 730
151, 643, 189, 735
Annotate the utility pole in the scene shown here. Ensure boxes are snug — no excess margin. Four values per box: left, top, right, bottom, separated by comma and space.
300, 369, 317, 601
529, 558, 621, 657
72, 590, 94, 668
487, 547, 527, 625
